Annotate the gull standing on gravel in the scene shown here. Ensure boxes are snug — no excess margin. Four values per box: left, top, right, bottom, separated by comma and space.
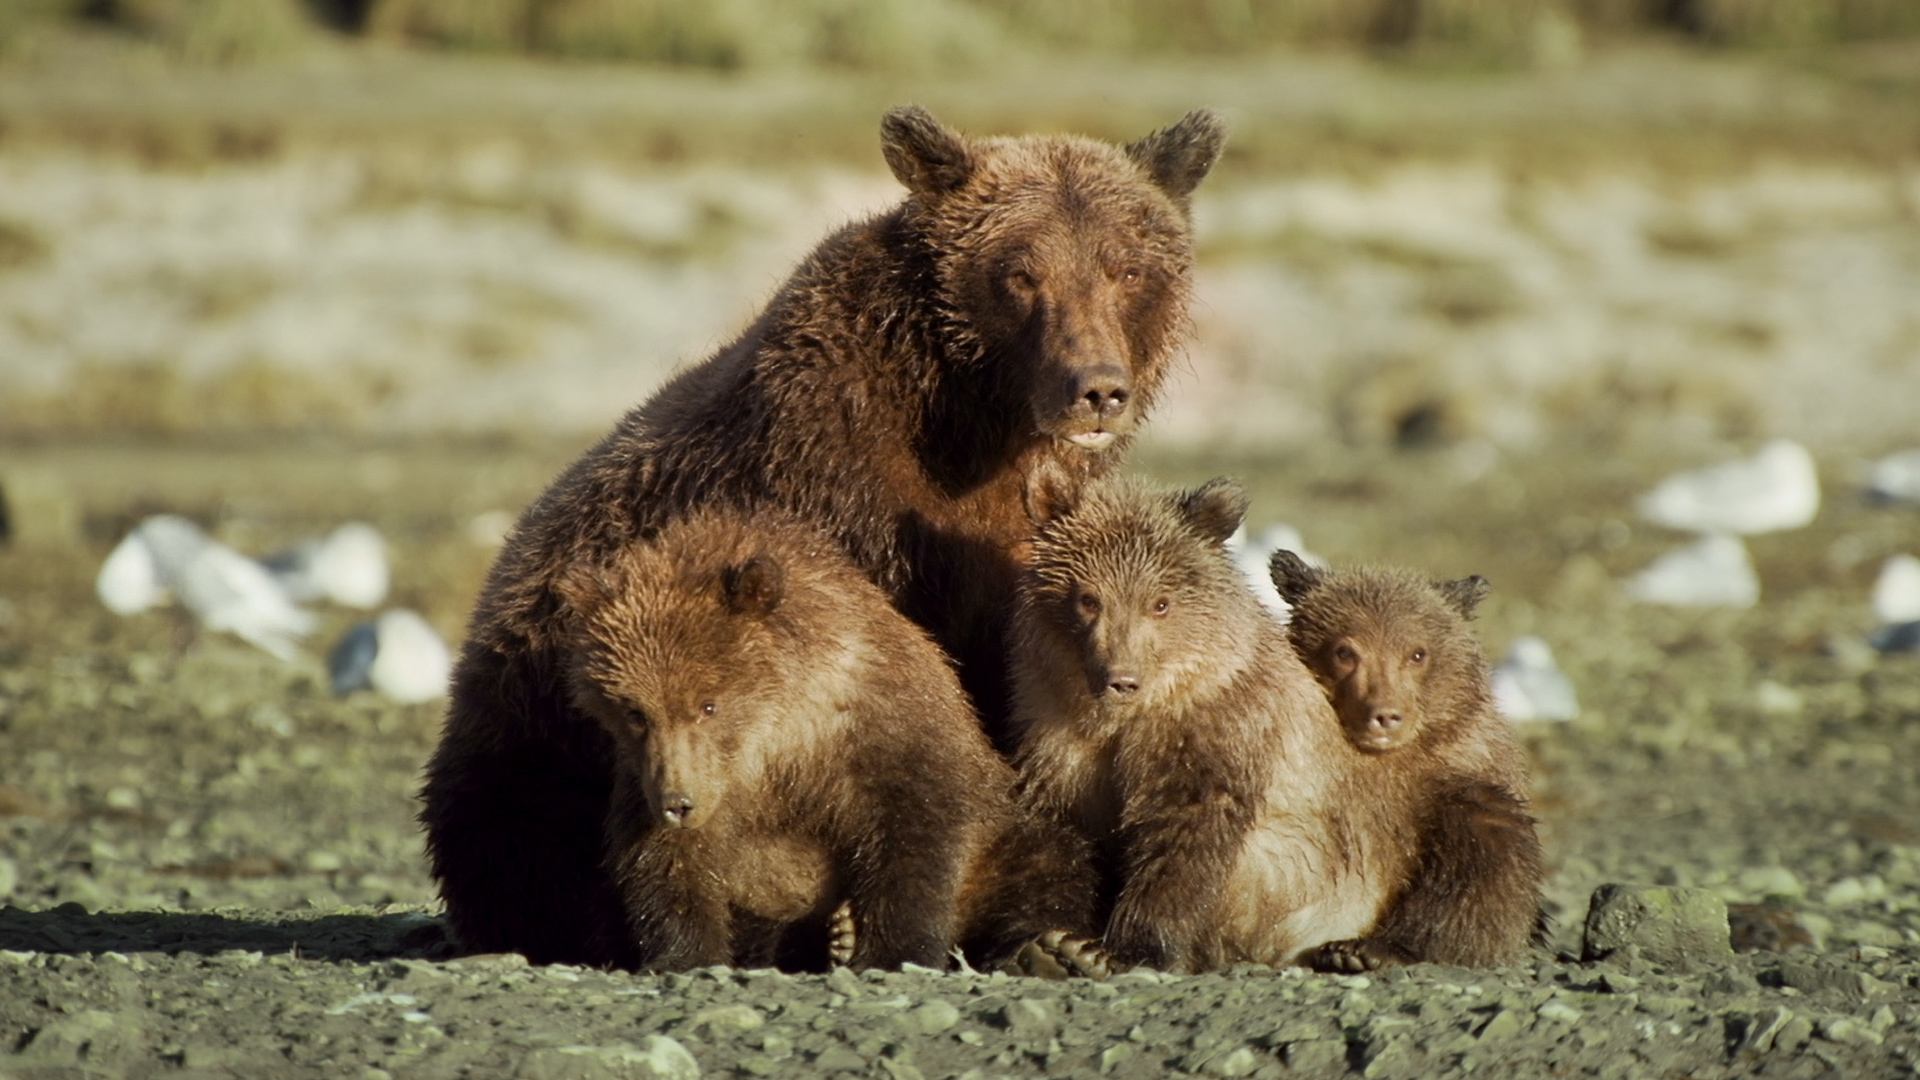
1870, 554, 1920, 654
328, 609, 453, 704
1228, 523, 1323, 619
1626, 532, 1760, 609
1867, 448, 1920, 506
96, 515, 316, 660
261, 522, 390, 609
1491, 635, 1580, 722
1638, 438, 1820, 535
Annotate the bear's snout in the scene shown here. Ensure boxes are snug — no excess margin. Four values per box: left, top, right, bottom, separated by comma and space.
658, 791, 697, 828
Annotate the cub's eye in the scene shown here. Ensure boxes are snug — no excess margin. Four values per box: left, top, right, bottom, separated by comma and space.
1007, 270, 1038, 293
700, 702, 718, 718
1409, 649, 1428, 664
1152, 597, 1170, 616
1333, 645, 1358, 664
1119, 266, 1142, 285
1076, 592, 1102, 616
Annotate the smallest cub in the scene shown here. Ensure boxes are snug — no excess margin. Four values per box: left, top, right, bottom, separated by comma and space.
561, 508, 1093, 973
1269, 552, 1547, 971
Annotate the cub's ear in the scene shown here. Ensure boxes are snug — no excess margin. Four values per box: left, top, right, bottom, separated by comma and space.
1126, 109, 1226, 200
1024, 458, 1082, 527
723, 555, 786, 618
1436, 574, 1491, 619
881, 105, 974, 196
1178, 476, 1249, 545
555, 559, 620, 619
1268, 549, 1323, 604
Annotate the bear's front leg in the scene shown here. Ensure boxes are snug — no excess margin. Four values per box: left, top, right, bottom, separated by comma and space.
604, 781, 735, 971
839, 770, 969, 970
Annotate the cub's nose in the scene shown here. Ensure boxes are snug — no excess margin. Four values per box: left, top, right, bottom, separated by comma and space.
659, 792, 696, 827
1369, 711, 1403, 734
1106, 672, 1141, 696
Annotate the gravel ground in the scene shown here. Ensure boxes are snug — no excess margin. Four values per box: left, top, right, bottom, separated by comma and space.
2, 438, 1918, 1078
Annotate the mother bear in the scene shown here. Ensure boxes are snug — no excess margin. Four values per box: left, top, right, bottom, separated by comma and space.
419, 105, 1226, 967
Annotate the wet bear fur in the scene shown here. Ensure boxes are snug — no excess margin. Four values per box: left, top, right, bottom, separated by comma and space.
559, 509, 1097, 972
419, 106, 1224, 966
1269, 552, 1547, 971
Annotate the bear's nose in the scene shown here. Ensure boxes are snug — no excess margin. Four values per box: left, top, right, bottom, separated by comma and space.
659, 792, 696, 827
1369, 711, 1402, 733
1073, 365, 1133, 420
1106, 672, 1141, 696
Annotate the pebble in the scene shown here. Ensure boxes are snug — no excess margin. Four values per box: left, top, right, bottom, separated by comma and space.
1638, 439, 1820, 535
1491, 635, 1580, 722
1625, 532, 1759, 608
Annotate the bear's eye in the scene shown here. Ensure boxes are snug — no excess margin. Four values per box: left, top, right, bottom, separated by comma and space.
1119, 266, 1142, 285
1152, 597, 1170, 616
699, 702, 718, 719
1409, 649, 1428, 664
624, 707, 648, 730
1333, 644, 1358, 664
1076, 592, 1102, 617
1006, 270, 1038, 294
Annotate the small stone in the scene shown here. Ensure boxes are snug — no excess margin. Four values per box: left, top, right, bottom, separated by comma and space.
905, 1000, 959, 1035
1002, 997, 1056, 1039
686, 1004, 762, 1035
826, 966, 863, 998
1582, 884, 1734, 968
1736, 866, 1803, 900
1536, 1001, 1582, 1023
1818, 1016, 1883, 1046
1283, 1040, 1346, 1069
1476, 1009, 1524, 1041
1730, 1006, 1793, 1054
1099, 1044, 1134, 1074
812, 1046, 865, 1072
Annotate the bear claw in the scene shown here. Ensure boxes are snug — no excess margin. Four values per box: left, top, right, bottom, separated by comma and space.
1013, 930, 1117, 980
1310, 938, 1412, 973
827, 900, 857, 967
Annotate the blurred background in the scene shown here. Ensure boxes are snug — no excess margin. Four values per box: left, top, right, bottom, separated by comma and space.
0, 0, 1915, 452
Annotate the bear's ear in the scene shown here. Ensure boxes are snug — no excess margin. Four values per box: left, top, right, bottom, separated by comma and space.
555, 559, 621, 619
1178, 476, 1249, 545
1268, 549, 1323, 604
1126, 109, 1226, 200
1024, 458, 1082, 526
881, 105, 974, 196
723, 555, 786, 618
1436, 574, 1491, 619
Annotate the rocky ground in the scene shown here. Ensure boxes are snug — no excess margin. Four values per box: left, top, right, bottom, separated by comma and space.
1, 437, 1917, 1079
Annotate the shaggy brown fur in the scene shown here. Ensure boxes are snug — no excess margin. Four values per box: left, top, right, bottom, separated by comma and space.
558, 509, 1096, 972
1011, 476, 1398, 974
1269, 552, 1546, 970
419, 106, 1223, 965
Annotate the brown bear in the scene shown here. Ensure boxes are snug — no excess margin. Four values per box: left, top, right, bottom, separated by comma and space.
1268, 551, 1547, 971
1010, 475, 1390, 974
1011, 476, 1543, 974
558, 508, 1098, 972
419, 105, 1224, 966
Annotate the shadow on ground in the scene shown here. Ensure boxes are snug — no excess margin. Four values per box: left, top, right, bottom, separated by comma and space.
0, 905, 454, 961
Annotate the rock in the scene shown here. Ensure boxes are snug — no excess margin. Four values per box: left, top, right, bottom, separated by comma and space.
1002, 998, 1057, 1039
1638, 439, 1819, 535
262, 522, 390, 609
905, 1000, 960, 1035
1866, 447, 1920, 504
1871, 554, 1920, 625
1283, 1039, 1348, 1069
1491, 635, 1580, 722
1727, 1006, 1794, 1054
1581, 884, 1734, 967
1625, 533, 1759, 608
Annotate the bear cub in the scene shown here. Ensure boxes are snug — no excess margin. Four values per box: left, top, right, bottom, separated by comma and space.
560, 508, 1095, 972
1269, 551, 1548, 971
1010, 475, 1383, 974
